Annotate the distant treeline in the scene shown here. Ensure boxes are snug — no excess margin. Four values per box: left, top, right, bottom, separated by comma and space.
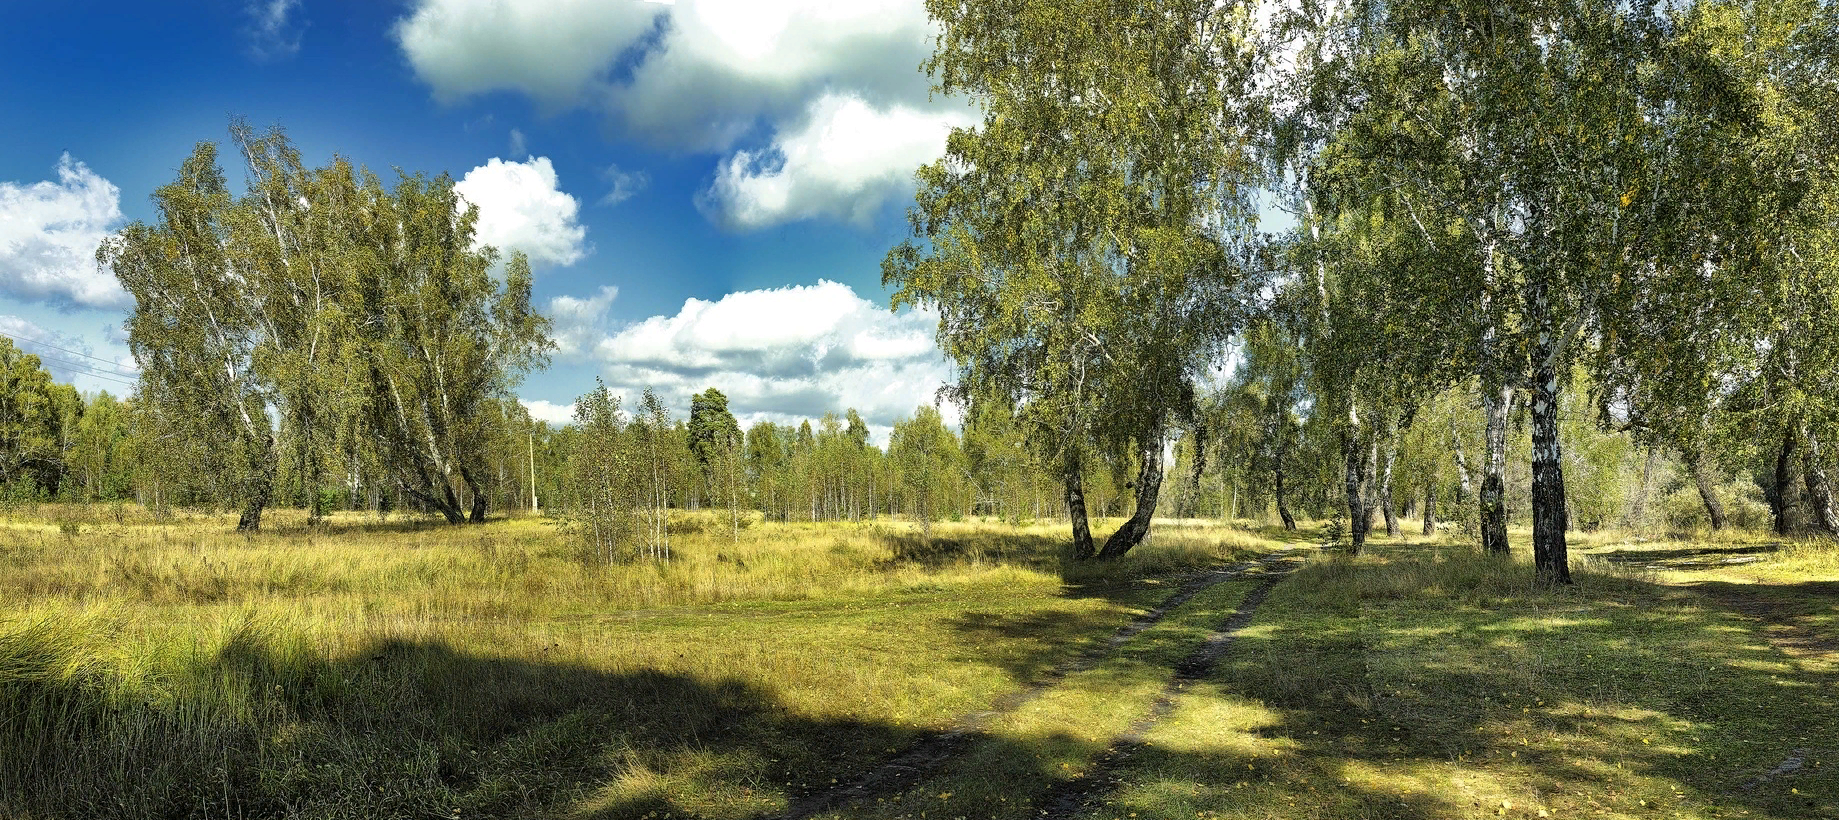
2, 322, 1810, 556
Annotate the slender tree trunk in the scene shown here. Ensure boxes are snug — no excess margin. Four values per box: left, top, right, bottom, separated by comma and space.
1529, 322, 1572, 586
1274, 423, 1296, 531
1363, 442, 1380, 534
1802, 426, 1839, 536
1343, 428, 1369, 556
1065, 469, 1095, 560
1771, 428, 1799, 536
1480, 383, 1513, 555
1422, 483, 1437, 536
1275, 467, 1296, 532
1451, 423, 1475, 502
1380, 445, 1399, 538
1684, 451, 1725, 531
1099, 432, 1165, 559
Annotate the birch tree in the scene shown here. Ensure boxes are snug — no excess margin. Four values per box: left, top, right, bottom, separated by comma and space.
887, 0, 1264, 559
106, 141, 281, 530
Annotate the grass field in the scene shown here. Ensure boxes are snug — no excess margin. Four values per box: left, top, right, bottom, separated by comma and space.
1, 505, 1834, 819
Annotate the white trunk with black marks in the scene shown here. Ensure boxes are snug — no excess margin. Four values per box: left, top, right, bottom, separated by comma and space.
1099, 431, 1165, 559
1065, 468, 1095, 560
1422, 482, 1437, 536
1528, 283, 1571, 585
1380, 444, 1398, 538
1342, 416, 1370, 555
1480, 384, 1513, 555
1450, 421, 1475, 502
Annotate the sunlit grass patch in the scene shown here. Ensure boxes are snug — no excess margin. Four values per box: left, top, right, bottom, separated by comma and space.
1093, 547, 1837, 820
817, 579, 1262, 820
0, 504, 1291, 819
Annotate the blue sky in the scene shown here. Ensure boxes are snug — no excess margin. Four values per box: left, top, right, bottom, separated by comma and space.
0, 0, 975, 439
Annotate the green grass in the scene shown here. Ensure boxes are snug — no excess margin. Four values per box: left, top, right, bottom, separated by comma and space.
1086, 535, 1839, 820
0, 505, 1276, 819
4, 507, 1835, 819
812, 576, 1271, 820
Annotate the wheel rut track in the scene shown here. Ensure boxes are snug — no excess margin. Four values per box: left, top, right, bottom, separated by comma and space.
766, 549, 1300, 820
1034, 557, 1301, 820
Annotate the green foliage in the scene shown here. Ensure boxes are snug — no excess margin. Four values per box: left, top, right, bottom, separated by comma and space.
101, 121, 552, 529
567, 381, 635, 565
889, 404, 966, 538
886, 0, 1265, 555
0, 340, 80, 500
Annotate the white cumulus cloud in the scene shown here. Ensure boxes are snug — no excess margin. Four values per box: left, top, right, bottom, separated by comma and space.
0, 154, 129, 309
454, 156, 589, 268
608, 0, 939, 151
520, 398, 578, 426
559, 279, 949, 436
704, 92, 975, 230
395, 0, 665, 106
394, 0, 965, 231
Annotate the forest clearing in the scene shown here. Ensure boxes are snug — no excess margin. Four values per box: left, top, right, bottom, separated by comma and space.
6, 0, 1839, 818
2, 506, 1832, 819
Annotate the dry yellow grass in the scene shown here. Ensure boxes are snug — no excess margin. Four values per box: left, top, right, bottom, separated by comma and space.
0, 503, 1278, 819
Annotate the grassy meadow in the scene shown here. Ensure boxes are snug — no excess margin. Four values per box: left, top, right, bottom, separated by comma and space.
0, 505, 1834, 819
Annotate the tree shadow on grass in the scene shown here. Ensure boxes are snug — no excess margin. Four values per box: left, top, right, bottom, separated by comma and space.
942, 607, 1142, 686
878, 529, 1069, 572
16, 549, 1830, 820
1676, 578, 1839, 655
1590, 543, 1785, 570
0, 631, 916, 820
1098, 559, 1839, 820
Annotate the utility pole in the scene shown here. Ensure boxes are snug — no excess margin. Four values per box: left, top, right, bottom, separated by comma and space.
528, 428, 539, 513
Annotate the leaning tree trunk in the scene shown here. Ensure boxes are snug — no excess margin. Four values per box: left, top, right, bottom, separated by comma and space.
1099, 433, 1166, 559
1480, 383, 1514, 555
1379, 445, 1399, 538
1771, 429, 1799, 537
1801, 426, 1839, 537
1684, 452, 1726, 531
1528, 292, 1572, 586
412, 474, 467, 525
1343, 428, 1370, 556
1065, 469, 1096, 560
1275, 465, 1297, 532
1274, 429, 1297, 532
458, 463, 491, 524
1422, 482, 1437, 536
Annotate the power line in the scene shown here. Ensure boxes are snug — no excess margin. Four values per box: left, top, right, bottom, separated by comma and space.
20, 353, 140, 389
0, 334, 139, 389
0, 331, 139, 375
